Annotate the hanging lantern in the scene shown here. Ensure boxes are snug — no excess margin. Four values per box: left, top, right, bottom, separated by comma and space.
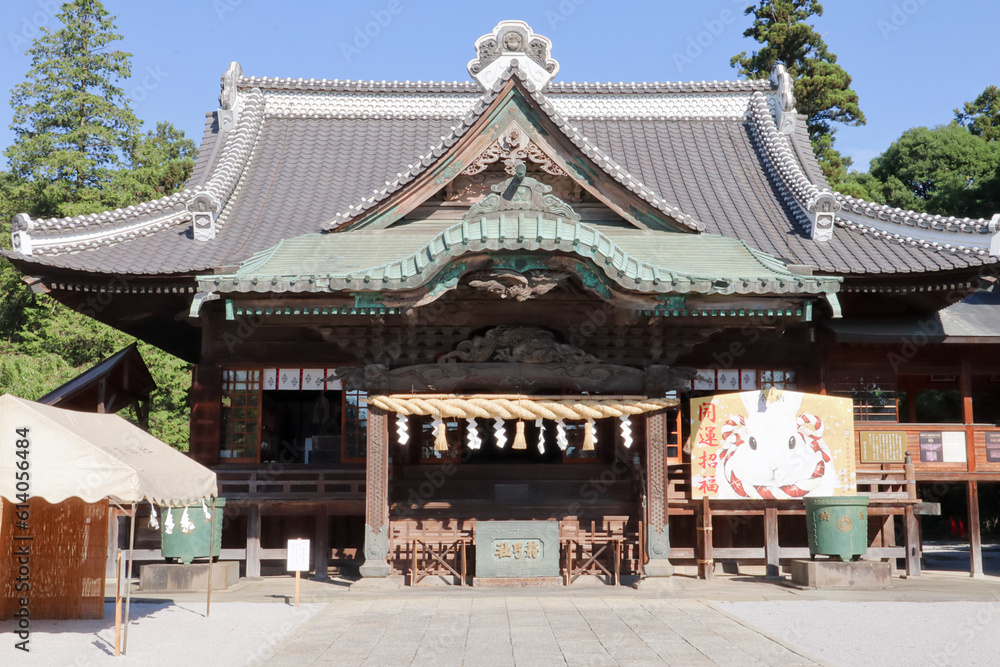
466, 417, 482, 450
555, 419, 568, 451
535, 418, 545, 453
433, 416, 449, 451
512, 421, 528, 450
582, 418, 597, 451
620, 415, 633, 449
396, 413, 410, 446
494, 417, 507, 448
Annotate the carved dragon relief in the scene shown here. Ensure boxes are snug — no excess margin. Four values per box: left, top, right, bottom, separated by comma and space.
466, 269, 571, 301
439, 325, 597, 364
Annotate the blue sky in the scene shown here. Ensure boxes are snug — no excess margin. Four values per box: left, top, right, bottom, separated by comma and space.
0, 0, 997, 172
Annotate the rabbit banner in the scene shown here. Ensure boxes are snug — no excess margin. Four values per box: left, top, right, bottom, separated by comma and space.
691, 389, 857, 500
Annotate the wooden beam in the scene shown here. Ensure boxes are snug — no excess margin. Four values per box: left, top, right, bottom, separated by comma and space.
246, 503, 261, 579
764, 506, 780, 579
967, 480, 983, 578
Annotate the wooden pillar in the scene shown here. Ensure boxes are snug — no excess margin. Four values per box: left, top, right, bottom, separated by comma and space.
359, 406, 391, 577
644, 410, 674, 577
903, 453, 920, 577
135, 398, 150, 432
764, 506, 780, 579
697, 496, 713, 579
961, 355, 977, 473
312, 507, 330, 582
967, 481, 984, 578
106, 504, 121, 579
246, 503, 261, 579
189, 363, 222, 466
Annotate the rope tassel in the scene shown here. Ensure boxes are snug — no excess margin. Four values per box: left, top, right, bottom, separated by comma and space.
582, 419, 597, 451
433, 416, 449, 451
512, 420, 527, 450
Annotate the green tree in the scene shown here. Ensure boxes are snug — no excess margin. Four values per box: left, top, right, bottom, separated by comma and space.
731, 0, 866, 184
5, 0, 139, 220
1, 1, 196, 449
867, 123, 1000, 218
956, 86, 1000, 142
115, 122, 197, 202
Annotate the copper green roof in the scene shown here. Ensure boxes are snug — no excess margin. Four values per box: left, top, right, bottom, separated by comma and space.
198, 217, 840, 299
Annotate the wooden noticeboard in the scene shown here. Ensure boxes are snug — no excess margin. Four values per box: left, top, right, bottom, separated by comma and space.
859, 431, 906, 463
986, 432, 1000, 463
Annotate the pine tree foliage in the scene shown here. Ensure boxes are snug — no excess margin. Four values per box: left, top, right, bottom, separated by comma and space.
731, 0, 865, 184
1, 1, 194, 449
6, 0, 139, 219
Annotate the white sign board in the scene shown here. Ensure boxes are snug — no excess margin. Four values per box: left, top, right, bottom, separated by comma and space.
287, 539, 310, 571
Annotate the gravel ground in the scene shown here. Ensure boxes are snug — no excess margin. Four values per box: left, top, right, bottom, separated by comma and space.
0, 601, 323, 667
718, 600, 1000, 667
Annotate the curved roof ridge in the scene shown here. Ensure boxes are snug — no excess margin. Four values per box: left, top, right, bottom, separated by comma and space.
747, 91, 828, 225
321, 63, 708, 233
10, 88, 268, 257
836, 192, 997, 236
837, 216, 991, 258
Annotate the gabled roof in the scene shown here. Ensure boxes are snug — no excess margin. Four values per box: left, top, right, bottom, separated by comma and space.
37, 343, 155, 414
5, 22, 999, 281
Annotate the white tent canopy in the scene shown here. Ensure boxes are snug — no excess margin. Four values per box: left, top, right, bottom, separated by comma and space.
0, 394, 216, 506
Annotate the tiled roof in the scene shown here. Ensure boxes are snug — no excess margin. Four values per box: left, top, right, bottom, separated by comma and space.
6, 65, 998, 279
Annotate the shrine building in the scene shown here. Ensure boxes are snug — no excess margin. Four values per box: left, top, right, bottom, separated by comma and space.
7, 21, 1000, 583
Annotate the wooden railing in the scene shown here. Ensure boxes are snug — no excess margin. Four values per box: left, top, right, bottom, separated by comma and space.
214, 468, 365, 500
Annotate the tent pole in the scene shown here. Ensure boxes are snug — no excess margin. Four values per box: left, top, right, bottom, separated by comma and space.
207, 497, 216, 617
122, 503, 137, 655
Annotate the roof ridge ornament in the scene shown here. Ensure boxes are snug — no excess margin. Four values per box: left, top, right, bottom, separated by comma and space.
463, 171, 581, 222
468, 20, 559, 91
218, 61, 243, 133
768, 63, 796, 134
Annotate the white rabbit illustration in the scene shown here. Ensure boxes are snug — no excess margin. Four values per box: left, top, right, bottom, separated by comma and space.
717, 391, 836, 499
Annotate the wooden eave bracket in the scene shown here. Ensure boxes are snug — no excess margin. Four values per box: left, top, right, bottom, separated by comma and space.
823, 292, 842, 319
189, 291, 220, 318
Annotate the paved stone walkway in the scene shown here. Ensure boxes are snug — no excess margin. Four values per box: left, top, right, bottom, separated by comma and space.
259, 596, 818, 666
